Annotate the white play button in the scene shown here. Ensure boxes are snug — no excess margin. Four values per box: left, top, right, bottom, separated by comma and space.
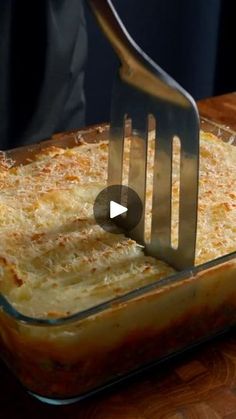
93, 185, 143, 234
110, 200, 128, 219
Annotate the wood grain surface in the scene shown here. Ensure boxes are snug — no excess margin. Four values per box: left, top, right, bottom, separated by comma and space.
0, 332, 236, 419
198, 92, 236, 132
0, 92, 236, 418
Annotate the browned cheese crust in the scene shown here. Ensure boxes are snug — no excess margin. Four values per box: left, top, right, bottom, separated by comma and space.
0, 132, 235, 318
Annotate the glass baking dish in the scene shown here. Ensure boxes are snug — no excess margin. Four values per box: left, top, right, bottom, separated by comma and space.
0, 118, 235, 405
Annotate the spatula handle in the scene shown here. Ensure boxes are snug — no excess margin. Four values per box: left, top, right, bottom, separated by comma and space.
87, 0, 137, 69
87, 0, 189, 106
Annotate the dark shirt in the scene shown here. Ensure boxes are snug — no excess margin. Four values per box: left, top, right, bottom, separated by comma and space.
0, 0, 87, 149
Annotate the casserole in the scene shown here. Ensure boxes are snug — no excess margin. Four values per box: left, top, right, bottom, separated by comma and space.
0, 118, 235, 404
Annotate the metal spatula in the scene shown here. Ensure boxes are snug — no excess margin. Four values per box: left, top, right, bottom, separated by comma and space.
88, 0, 199, 270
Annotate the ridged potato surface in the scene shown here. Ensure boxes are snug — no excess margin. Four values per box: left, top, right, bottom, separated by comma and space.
0, 132, 235, 318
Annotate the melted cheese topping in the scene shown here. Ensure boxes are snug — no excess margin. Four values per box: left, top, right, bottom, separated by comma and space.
0, 132, 235, 318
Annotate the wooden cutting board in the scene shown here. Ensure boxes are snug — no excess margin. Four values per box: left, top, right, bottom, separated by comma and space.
0, 92, 236, 419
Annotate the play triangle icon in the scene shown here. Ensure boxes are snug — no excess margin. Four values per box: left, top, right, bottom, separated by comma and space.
110, 201, 128, 219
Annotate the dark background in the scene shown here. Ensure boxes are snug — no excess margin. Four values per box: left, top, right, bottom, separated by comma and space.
84, 0, 235, 126
0, 0, 235, 148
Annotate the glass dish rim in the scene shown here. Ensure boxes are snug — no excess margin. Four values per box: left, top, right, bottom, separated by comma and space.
0, 251, 235, 326
0, 118, 235, 326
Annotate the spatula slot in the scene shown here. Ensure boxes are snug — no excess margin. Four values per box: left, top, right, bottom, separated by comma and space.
171, 135, 181, 250
122, 115, 131, 187
144, 114, 156, 244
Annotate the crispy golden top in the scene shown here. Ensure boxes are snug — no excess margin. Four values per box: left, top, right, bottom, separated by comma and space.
0, 132, 235, 318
